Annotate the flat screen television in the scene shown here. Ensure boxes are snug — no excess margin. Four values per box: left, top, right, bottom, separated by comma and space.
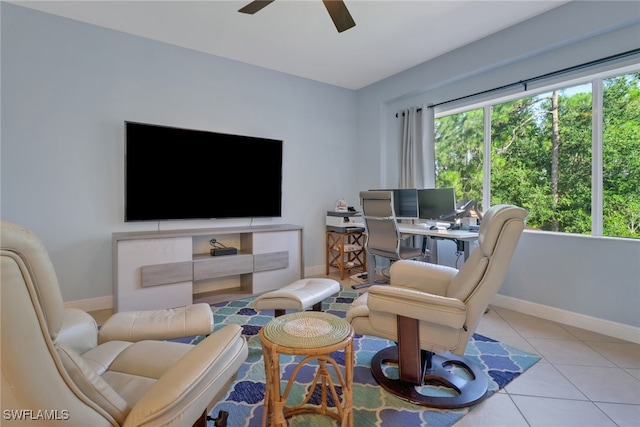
125, 121, 283, 221
417, 187, 457, 221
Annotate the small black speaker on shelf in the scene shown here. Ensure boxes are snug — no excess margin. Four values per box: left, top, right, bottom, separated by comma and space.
210, 247, 238, 256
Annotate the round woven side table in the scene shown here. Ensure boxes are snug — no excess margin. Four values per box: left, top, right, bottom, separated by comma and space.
259, 311, 354, 427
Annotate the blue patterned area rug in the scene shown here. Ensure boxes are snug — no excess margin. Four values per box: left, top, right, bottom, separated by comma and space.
180, 290, 540, 427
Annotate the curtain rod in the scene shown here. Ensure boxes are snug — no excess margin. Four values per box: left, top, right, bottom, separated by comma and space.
396, 48, 640, 117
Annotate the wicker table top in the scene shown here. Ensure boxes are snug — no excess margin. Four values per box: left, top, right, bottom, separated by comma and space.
262, 311, 352, 349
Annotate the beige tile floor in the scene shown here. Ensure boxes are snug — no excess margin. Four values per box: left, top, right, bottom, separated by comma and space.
90, 271, 640, 427
456, 305, 640, 427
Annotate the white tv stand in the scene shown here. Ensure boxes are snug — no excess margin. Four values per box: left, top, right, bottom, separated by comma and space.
112, 224, 303, 312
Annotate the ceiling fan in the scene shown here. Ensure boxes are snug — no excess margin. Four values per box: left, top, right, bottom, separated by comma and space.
239, 0, 356, 33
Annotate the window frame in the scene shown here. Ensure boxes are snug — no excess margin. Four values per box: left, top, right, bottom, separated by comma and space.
433, 63, 640, 239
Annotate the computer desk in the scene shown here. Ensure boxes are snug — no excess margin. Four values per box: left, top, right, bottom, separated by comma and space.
397, 224, 479, 261
350, 222, 479, 288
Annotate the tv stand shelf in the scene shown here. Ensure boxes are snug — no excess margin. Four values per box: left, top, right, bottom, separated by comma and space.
112, 224, 303, 312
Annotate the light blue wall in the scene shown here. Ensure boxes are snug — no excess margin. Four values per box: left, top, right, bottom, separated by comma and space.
1, 3, 358, 301
355, 1, 640, 328
2, 2, 639, 330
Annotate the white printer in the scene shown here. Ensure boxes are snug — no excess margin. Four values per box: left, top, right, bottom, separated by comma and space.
326, 210, 363, 233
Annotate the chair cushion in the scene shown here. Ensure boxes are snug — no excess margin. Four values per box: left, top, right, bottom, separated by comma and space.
99, 340, 194, 409
108, 341, 194, 379
55, 308, 99, 355
390, 259, 458, 295
98, 303, 214, 344
55, 343, 131, 424
254, 278, 340, 312
122, 325, 247, 426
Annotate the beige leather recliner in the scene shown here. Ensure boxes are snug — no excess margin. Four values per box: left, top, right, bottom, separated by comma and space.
1, 221, 248, 426
346, 204, 527, 408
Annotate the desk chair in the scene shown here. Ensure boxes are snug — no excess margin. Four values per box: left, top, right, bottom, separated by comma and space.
359, 190, 429, 284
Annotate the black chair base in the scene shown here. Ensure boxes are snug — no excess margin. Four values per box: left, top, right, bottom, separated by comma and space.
371, 346, 488, 408
206, 410, 228, 427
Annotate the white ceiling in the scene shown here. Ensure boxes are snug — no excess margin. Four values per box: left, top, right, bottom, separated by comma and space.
12, 0, 570, 90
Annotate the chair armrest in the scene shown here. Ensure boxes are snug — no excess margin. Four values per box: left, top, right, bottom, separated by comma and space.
55, 308, 99, 354
345, 293, 369, 324
122, 324, 248, 427
390, 259, 458, 295
367, 285, 467, 329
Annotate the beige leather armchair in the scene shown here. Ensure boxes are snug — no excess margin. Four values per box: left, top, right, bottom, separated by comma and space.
1, 221, 248, 426
347, 204, 526, 408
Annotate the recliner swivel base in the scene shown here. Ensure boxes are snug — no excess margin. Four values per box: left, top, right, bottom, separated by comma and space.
371, 346, 488, 409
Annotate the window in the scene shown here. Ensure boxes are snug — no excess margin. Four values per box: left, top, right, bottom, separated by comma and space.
434, 108, 484, 209
491, 84, 593, 233
602, 73, 640, 238
434, 69, 639, 239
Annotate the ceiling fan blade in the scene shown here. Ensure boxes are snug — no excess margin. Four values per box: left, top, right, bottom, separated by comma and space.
322, 0, 356, 33
238, 0, 275, 15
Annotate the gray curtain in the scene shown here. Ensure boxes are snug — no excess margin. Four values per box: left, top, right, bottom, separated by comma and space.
399, 106, 435, 188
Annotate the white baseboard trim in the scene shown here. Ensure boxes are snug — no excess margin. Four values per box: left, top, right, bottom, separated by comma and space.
64, 295, 113, 312
491, 294, 640, 344
305, 265, 328, 277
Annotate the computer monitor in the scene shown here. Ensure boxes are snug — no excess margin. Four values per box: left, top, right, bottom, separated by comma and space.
369, 188, 419, 219
417, 188, 457, 221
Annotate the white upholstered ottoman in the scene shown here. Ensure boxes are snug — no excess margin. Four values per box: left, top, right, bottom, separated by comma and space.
98, 303, 214, 343
254, 278, 341, 317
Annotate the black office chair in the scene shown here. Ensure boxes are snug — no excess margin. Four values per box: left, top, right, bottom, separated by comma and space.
359, 190, 429, 284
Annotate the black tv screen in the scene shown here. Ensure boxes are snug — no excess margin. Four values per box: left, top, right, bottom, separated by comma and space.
125, 121, 283, 221
417, 187, 457, 221
370, 188, 419, 219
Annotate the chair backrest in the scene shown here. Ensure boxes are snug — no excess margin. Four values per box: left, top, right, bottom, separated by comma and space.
447, 204, 527, 334
1, 222, 67, 340
1, 221, 112, 425
359, 190, 404, 260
